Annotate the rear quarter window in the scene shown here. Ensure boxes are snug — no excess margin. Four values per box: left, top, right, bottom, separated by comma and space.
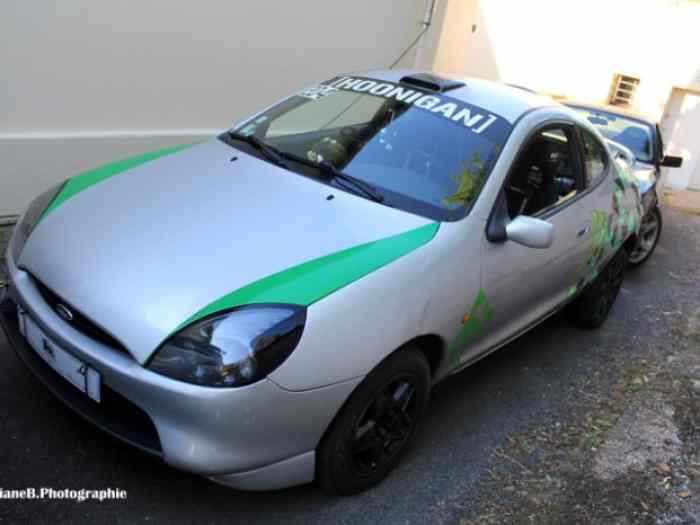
579, 128, 609, 186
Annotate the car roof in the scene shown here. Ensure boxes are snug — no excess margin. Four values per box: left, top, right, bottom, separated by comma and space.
560, 100, 656, 126
354, 69, 558, 124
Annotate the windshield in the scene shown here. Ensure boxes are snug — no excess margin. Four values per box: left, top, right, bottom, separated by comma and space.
568, 106, 655, 163
224, 76, 512, 221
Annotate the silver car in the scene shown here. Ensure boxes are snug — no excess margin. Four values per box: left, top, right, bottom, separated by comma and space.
564, 102, 683, 266
1, 70, 642, 495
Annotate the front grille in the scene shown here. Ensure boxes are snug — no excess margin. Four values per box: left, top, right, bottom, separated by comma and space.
0, 308, 162, 455
31, 276, 130, 355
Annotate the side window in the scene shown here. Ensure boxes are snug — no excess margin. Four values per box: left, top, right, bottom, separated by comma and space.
579, 128, 609, 186
504, 126, 580, 218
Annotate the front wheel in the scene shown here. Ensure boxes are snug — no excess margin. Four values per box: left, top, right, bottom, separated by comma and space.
316, 347, 430, 496
567, 247, 627, 329
628, 206, 662, 267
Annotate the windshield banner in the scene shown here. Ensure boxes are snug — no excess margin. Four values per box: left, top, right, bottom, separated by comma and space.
304, 76, 511, 142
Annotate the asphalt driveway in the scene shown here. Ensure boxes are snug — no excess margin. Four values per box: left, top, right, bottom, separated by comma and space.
1, 207, 698, 525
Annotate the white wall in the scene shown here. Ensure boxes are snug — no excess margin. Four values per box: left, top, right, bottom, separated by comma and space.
421, 0, 700, 121
1, 0, 425, 215
660, 88, 700, 189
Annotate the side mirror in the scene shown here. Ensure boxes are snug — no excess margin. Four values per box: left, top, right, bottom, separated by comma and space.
660, 155, 683, 168
506, 215, 554, 249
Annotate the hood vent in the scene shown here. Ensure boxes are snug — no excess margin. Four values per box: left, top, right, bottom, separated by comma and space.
399, 73, 465, 93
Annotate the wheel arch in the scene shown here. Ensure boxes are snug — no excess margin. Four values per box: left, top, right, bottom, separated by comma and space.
314, 334, 441, 485
315, 333, 445, 441
624, 231, 638, 254
402, 333, 446, 379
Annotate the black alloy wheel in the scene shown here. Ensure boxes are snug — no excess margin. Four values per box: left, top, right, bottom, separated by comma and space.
349, 375, 419, 475
317, 347, 430, 495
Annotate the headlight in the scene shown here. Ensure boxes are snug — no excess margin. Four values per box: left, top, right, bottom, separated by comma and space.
10, 181, 66, 261
148, 305, 306, 387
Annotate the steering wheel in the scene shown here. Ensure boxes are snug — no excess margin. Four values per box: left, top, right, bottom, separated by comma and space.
339, 127, 361, 144
507, 165, 543, 215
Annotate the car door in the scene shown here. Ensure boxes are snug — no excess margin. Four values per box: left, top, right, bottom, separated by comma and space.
469, 122, 593, 358
574, 124, 620, 278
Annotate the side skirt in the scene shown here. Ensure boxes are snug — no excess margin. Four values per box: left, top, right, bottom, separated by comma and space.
448, 299, 572, 377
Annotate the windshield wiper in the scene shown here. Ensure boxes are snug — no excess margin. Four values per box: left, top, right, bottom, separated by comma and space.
226, 132, 384, 203
279, 151, 385, 203
227, 131, 289, 169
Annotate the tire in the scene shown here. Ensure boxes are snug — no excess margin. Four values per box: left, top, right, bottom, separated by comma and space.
0, 284, 13, 313
628, 206, 662, 267
567, 247, 627, 330
316, 347, 430, 496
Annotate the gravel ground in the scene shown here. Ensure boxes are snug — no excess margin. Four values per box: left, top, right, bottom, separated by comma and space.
461, 205, 700, 524
0, 207, 698, 525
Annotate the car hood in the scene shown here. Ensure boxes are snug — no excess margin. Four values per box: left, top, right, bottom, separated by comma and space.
19, 139, 436, 363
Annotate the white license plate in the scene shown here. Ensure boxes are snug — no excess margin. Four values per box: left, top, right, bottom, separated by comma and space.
18, 307, 101, 402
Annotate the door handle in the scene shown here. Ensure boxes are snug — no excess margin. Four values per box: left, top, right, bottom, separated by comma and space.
577, 225, 590, 238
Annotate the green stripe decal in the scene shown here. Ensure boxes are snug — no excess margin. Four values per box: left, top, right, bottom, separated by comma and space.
448, 289, 494, 368
39, 143, 196, 223
177, 222, 440, 331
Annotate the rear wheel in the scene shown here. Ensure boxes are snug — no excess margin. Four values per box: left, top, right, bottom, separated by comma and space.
628, 207, 662, 267
317, 347, 430, 495
568, 247, 627, 329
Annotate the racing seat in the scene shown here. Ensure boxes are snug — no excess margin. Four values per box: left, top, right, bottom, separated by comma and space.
506, 138, 559, 217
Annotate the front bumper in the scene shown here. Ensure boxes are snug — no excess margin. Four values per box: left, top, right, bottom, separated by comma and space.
3, 252, 361, 490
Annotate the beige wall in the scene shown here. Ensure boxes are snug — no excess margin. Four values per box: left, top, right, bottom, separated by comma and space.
1, 0, 425, 215
421, 0, 700, 121
660, 87, 700, 189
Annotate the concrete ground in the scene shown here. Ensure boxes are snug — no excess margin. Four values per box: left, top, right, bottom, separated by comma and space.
663, 188, 700, 216
0, 207, 698, 525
